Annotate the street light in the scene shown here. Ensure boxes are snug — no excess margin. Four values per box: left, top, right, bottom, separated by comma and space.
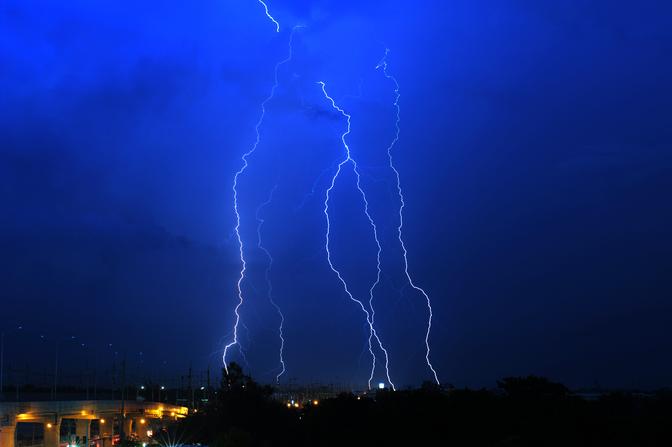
52, 335, 79, 400
0, 325, 23, 401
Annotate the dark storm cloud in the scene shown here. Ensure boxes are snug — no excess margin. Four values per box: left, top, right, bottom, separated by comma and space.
0, 0, 256, 372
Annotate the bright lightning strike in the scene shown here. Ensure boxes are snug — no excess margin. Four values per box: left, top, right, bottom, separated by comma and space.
256, 185, 286, 383
318, 81, 395, 390
224, 26, 302, 375
257, 0, 280, 33
377, 49, 440, 384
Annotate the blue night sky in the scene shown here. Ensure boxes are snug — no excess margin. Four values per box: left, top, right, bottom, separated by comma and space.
1, 0, 671, 389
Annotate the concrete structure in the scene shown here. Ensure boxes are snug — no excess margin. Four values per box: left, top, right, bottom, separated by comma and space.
0, 401, 187, 447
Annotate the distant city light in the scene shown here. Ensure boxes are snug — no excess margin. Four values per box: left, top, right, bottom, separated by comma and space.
378, 382, 385, 389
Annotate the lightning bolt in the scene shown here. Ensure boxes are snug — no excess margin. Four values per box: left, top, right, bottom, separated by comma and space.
255, 185, 286, 383
224, 24, 302, 375
257, 0, 280, 33
229, 0, 439, 387
377, 49, 440, 384
318, 81, 395, 390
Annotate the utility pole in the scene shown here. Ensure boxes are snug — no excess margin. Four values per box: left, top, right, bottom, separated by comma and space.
83, 347, 89, 400
207, 366, 211, 401
53, 343, 59, 400
0, 326, 22, 402
112, 354, 117, 400
53, 336, 74, 401
0, 331, 5, 402
188, 366, 194, 410
119, 354, 126, 443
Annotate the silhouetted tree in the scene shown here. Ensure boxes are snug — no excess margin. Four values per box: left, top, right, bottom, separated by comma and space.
498, 375, 569, 399
175, 370, 672, 447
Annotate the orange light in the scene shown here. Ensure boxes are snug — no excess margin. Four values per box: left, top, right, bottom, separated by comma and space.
47, 423, 53, 429
313, 400, 319, 406
293, 403, 299, 408
140, 419, 146, 424
170, 412, 175, 417
81, 411, 87, 416
286, 403, 291, 408
100, 419, 106, 424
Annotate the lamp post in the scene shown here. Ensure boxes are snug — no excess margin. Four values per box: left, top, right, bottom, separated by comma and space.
53, 335, 77, 400
0, 325, 23, 402
92, 342, 116, 400
1, 331, 4, 401
1, 331, 5, 401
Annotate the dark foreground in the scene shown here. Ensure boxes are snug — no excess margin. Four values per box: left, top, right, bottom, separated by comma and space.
175, 366, 672, 447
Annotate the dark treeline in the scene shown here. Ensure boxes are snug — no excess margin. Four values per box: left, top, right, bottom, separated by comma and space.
175, 364, 672, 446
